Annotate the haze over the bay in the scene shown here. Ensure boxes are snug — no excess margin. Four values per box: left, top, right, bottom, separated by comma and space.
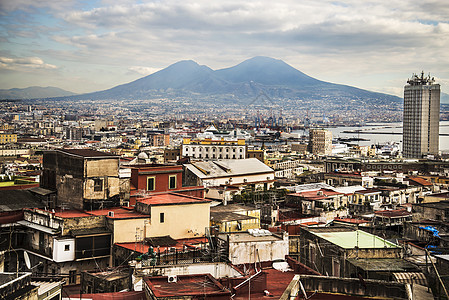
1, 0, 448, 96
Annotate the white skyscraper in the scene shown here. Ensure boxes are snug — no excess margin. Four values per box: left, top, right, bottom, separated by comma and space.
403, 72, 440, 158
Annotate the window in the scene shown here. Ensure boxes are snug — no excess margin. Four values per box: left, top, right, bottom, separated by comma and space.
64, 244, 70, 251
160, 212, 165, 223
94, 179, 103, 192
69, 270, 77, 284
169, 175, 176, 189
147, 177, 155, 191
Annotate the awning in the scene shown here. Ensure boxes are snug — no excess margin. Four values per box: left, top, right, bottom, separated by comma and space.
393, 272, 428, 286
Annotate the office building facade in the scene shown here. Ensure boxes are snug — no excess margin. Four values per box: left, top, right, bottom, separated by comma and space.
403, 72, 440, 158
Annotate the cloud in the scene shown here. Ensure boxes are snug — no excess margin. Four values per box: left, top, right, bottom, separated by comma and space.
127, 66, 160, 76
0, 56, 58, 71
1, 0, 449, 93
0, 0, 76, 14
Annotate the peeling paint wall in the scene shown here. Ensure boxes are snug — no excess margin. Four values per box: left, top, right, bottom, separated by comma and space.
228, 233, 289, 265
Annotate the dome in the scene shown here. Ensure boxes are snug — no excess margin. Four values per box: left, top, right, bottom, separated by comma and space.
137, 152, 148, 160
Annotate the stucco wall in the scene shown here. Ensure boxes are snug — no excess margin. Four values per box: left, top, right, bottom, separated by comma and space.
228, 233, 289, 265
147, 203, 210, 239
111, 218, 150, 243
85, 159, 118, 177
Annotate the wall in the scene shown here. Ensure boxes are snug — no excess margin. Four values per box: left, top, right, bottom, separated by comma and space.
131, 165, 183, 193
62, 215, 106, 236
110, 218, 150, 243
291, 275, 409, 299
56, 175, 84, 209
23, 209, 64, 231
136, 262, 243, 278
214, 218, 260, 233
85, 159, 118, 177
203, 172, 275, 187
147, 203, 210, 240
53, 238, 75, 262
228, 233, 289, 265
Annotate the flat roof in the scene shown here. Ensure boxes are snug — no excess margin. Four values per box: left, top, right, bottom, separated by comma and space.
218, 232, 282, 243
210, 204, 257, 213
310, 229, 399, 249
210, 211, 257, 223
138, 193, 210, 206
87, 207, 148, 219
57, 148, 118, 158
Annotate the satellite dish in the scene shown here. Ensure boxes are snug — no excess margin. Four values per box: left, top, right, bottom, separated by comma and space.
24, 251, 31, 269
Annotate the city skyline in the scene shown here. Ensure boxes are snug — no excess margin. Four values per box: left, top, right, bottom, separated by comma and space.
1, 0, 449, 97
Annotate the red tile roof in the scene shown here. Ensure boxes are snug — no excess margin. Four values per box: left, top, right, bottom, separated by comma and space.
116, 237, 207, 253
374, 209, 412, 218
233, 268, 296, 299
144, 274, 231, 297
334, 218, 371, 224
290, 188, 343, 201
138, 193, 210, 206
407, 177, 433, 186
87, 207, 148, 219
54, 209, 91, 218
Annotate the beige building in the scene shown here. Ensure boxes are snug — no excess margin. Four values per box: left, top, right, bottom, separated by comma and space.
136, 193, 211, 240
403, 72, 440, 158
308, 129, 332, 155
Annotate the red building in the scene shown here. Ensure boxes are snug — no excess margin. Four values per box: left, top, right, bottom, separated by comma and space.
129, 164, 204, 205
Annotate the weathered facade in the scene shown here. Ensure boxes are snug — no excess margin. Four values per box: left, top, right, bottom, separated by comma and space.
41, 149, 123, 210
299, 227, 402, 278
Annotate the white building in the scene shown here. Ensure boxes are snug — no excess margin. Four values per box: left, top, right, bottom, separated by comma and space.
403, 72, 440, 158
182, 138, 246, 160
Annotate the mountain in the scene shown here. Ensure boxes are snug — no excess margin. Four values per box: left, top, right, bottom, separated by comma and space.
0, 86, 76, 99
54, 56, 402, 104
441, 92, 449, 104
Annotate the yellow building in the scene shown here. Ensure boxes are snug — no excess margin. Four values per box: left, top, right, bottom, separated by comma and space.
210, 204, 260, 232
135, 193, 211, 240
0, 133, 17, 144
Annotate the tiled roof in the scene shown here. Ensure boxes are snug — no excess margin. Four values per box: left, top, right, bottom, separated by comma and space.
374, 209, 412, 218
138, 193, 210, 206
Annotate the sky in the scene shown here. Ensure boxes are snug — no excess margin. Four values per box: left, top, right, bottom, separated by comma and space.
1, 0, 448, 96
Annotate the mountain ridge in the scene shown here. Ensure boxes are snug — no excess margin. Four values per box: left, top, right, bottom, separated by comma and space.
0, 86, 76, 100
3, 57, 404, 105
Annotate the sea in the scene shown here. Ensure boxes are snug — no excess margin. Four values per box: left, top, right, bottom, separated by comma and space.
294, 121, 449, 151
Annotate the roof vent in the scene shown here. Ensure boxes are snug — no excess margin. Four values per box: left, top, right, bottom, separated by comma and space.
168, 275, 177, 283
108, 211, 114, 217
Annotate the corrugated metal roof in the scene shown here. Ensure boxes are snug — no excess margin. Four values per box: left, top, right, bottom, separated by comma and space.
16, 220, 59, 235
185, 158, 273, 179
393, 272, 428, 286
31, 281, 62, 296
313, 230, 399, 249
347, 258, 418, 272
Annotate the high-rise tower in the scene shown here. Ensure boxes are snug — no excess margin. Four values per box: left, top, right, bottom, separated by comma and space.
403, 72, 440, 158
